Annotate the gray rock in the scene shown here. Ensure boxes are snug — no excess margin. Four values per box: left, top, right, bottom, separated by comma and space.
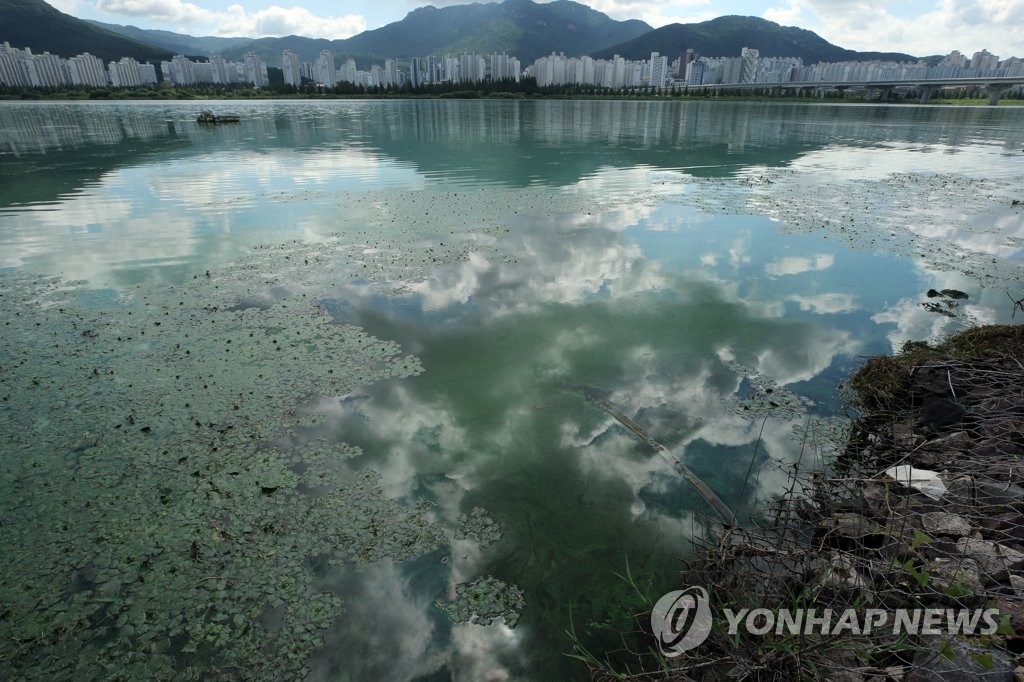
924, 431, 971, 452
893, 420, 917, 448
907, 636, 1015, 681
915, 450, 942, 467
824, 512, 885, 538
947, 475, 976, 505
922, 512, 973, 537
813, 551, 873, 596
975, 480, 1024, 506
861, 483, 890, 512
957, 537, 1024, 577
927, 557, 984, 594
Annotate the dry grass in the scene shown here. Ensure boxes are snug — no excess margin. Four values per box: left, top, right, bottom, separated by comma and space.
845, 324, 1024, 412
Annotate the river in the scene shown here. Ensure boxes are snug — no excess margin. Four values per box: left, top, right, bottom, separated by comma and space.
0, 99, 1021, 680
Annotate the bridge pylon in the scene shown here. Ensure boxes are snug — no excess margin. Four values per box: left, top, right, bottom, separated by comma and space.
918, 84, 941, 104
985, 83, 1010, 106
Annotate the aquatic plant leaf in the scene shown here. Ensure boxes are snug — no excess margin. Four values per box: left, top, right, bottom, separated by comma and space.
0, 266, 445, 679
455, 507, 503, 549
722, 365, 812, 421
790, 417, 852, 459
436, 576, 526, 628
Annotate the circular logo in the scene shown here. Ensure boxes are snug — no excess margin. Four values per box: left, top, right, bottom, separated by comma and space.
650, 586, 712, 656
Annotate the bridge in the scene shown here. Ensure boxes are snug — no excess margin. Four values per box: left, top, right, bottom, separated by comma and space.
685, 76, 1024, 105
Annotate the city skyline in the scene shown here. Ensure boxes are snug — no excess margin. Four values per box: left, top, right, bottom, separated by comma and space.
4, 39, 1021, 98
35, 0, 1024, 63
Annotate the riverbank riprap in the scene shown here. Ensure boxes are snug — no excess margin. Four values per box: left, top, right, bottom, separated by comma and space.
654, 325, 1024, 680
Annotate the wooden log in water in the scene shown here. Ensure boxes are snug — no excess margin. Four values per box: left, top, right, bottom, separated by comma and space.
564, 383, 736, 525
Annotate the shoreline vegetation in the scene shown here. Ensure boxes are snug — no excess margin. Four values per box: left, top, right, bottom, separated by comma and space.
1, 81, 1022, 105
578, 323, 1024, 680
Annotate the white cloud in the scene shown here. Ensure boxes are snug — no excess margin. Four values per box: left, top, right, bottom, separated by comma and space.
764, 0, 1024, 58
98, 0, 212, 23
239, 5, 367, 39
45, 0, 83, 13
578, 0, 715, 29
96, 0, 366, 39
764, 253, 834, 277
763, 0, 806, 26
787, 292, 859, 314
728, 233, 751, 267
310, 560, 447, 680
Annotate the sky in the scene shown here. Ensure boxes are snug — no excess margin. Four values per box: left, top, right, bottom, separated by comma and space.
49, 0, 1024, 59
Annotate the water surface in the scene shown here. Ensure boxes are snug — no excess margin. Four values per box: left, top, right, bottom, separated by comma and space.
1, 100, 1022, 680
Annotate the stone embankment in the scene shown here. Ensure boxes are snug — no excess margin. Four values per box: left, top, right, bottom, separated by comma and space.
683, 324, 1024, 681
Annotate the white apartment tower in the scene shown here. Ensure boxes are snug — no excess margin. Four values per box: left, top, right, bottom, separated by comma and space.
29, 52, 69, 87
244, 52, 268, 87
314, 50, 336, 87
648, 52, 668, 88
109, 57, 142, 87
490, 53, 520, 82
68, 53, 106, 87
338, 59, 357, 85
383, 59, 399, 88
209, 55, 233, 84
970, 49, 999, 71
167, 55, 196, 85
0, 43, 27, 86
282, 50, 302, 86
740, 47, 759, 83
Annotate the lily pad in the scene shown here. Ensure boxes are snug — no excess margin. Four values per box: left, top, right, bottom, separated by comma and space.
0, 264, 445, 679
436, 576, 526, 628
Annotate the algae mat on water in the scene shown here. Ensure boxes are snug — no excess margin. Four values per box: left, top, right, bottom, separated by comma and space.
0, 257, 508, 678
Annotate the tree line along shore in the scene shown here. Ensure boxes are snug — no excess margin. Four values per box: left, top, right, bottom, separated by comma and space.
2, 79, 1022, 105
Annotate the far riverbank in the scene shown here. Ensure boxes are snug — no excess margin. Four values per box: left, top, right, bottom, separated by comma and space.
2, 86, 1022, 106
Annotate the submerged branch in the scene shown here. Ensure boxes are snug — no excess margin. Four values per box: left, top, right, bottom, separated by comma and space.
564, 383, 736, 526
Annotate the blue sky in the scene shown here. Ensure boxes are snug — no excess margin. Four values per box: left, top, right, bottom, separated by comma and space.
48, 0, 1023, 58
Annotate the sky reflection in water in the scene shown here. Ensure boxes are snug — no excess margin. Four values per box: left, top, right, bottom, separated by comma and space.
1, 100, 1022, 679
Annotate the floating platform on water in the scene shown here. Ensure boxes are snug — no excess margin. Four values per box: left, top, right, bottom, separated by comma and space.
196, 111, 240, 124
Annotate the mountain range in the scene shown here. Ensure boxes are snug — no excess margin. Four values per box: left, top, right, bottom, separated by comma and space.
1, 0, 920, 69
192, 0, 654, 66
0, 0, 171, 62
85, 20, 253, 57
593, 15, 915, 64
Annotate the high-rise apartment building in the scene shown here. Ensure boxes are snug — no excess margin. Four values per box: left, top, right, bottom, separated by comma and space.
0, 43, 27, 86
209, 55, 233, 84
410, 57, 426, 88
970, 49, 999, 71
244, 52, 268, 87
648, 52, 668, 88
28, 51, 68, 87
338, 59, 357, 85
685, 60, 705, 86
490, 53, 520, 82
740, 47, 759, 83
282, 50, 302, 86
108, 57, 141, 87
313, 50, 335, 87
67, 52, 106, 87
